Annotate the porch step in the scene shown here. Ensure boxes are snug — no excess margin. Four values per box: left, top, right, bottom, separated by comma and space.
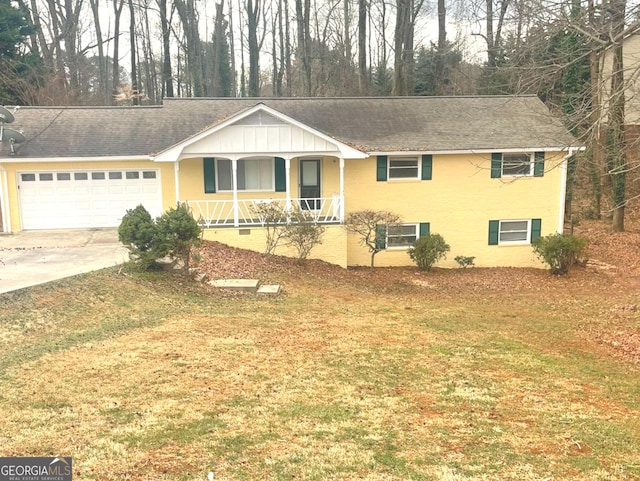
257, 284, 281, 295
209, 279, 260, 292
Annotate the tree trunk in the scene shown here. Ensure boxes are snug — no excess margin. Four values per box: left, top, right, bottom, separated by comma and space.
88, 0, 109, 103
247, 0, 261, 96
295, 0, 312, 95
128, 0, 139, 105
607, 0, 626, 232
587, 0, 602, 219
435, 0, 446, 96
358, 0, 367, 94
157, 0, 174, 97
112, 0, 125, 103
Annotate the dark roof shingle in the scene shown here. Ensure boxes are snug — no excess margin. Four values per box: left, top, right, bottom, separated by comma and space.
1, 96, 578, 159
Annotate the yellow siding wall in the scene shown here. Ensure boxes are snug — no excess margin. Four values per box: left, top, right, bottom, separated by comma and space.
202, 224, 348, 268
3, 152, 566, 270
344, 153, 565, 268
3, 160, 176, 232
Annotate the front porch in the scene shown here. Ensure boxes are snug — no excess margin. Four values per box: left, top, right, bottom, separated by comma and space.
187, 196, 343, 228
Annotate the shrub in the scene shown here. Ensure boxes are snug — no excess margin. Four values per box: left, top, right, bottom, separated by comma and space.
454, 255, 475, 269
118, 203, 201, 272
282, 209, 325, 264
532, 233, 587, 275
155, 202, 202, 272
407, 233, 450, 271
118, 204, 159, 269
251, 200, 286, 255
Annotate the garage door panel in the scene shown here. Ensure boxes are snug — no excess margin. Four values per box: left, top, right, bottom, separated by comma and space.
19, 169, 162, 229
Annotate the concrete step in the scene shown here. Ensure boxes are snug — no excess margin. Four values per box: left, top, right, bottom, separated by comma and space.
209, 279, 261, 292
257, 284, 281, 295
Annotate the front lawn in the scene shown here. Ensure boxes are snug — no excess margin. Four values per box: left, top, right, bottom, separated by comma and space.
0, 220, 639, 480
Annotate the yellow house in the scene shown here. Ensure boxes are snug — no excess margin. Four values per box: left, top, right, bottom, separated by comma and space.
0, 96, 579, 268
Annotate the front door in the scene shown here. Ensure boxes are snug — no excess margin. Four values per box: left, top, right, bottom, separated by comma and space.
300, 159, 321, 210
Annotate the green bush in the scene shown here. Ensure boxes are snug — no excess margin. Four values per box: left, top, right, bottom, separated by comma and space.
155, 202, 202, 271
118, 204, 159, 269
532, 233, 587, 275
407, 233, 450, 271
454, 255, 475, 268
118, 203, 201, 271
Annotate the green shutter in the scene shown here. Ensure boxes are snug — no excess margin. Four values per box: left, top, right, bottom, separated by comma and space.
421, 155, 433, 180
534, 151, 545, 177
275, 157, 286, 192
203, 157, 216, 193
491, 153, 502, 179
488, 220, 499, 245
419, 222, 430, 237
531, 218, 542, 242
375, 225, 387, 250
377, 156, 388, 181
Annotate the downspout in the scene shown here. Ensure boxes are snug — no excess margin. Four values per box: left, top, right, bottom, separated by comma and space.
339, 157, 345, 222
0, 167, 10, 233
174, 161, 180, 204
558, 147, 577, 234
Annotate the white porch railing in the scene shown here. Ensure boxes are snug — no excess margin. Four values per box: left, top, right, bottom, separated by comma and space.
187, 196, 343, 227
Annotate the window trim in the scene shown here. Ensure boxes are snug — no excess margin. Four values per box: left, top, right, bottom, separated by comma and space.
386, 223, 420, 249
498, 219, 531, 245
387, 156, 421, 180
216, 157, 276, 192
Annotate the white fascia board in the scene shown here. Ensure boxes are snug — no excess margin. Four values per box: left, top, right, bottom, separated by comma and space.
152, 103, 367, 162
0, 155, 151, 164
368, 147, 585, 156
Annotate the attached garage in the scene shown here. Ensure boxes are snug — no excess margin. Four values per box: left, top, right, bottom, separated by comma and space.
18, 168, 162, 229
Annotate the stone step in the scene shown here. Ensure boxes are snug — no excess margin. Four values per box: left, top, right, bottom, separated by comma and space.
209, 279, 260, 292
257, 284, 281, 295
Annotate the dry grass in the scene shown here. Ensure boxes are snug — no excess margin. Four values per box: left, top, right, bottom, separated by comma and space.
0, 219, 639, 480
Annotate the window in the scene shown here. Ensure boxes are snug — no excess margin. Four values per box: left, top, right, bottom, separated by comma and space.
143, 171, 157, 179
126, 171, 140, 179
387, 224, 419, 248
500, 220, 529, 243
502, 153, 533, 176
57, 173, 71, 181
39, 173, 53, 181
216, 158, 274, 191
109, 171, 123, 179
488, 219, 542, 245
21, 174, 36, 182
491, 152, 545, 178
74, 172, 88, 180
389, 157, 419, 179
91, 172, 105, 180
377, 155, 432, 181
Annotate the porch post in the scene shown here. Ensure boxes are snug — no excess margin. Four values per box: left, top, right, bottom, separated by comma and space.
339, 157, 345, 222
285, 157, 292, 208
174, 161, 180, 203
232, 158, 239, 227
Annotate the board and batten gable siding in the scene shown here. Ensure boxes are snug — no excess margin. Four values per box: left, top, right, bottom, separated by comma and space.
345, 152, 566, 268
3, 160, 176, 233
181, 123, 340, 156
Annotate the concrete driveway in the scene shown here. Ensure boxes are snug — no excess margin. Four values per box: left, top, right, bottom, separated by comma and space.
0, 228, 129, 294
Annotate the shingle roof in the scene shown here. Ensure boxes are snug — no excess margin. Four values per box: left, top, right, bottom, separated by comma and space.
1, 96, 578, 159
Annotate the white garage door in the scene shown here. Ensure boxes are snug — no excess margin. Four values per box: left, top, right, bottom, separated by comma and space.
18, 169, 162, 229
